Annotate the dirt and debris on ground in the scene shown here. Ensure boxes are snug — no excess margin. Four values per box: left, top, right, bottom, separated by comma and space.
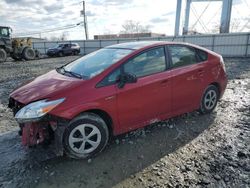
0, 57, 249, 188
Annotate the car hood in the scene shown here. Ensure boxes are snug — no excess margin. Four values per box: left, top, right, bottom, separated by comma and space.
10, 70, 83, 104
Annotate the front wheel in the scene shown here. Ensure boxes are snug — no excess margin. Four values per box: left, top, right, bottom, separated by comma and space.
58, 51, 63, 57
0, 48, 7, 63
63, 113, 109, 159
199, 85, 219, 114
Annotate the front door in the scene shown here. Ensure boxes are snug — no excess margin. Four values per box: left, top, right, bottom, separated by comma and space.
116, 47, 172, 132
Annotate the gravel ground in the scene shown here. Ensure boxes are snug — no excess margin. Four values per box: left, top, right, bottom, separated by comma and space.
0, 57, 249, 188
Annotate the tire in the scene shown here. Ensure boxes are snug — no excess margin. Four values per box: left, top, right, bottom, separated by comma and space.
58, 51, 63, 57
199, 85, 219, 114
35, 50, 41, 59
22, 47, 35, 60
63, 113, 109, 159
0, 48, 7, 63
11, 55, 22, 61
73, 51, 78, 55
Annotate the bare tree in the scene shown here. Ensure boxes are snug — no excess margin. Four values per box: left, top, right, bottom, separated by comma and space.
211, 18, 249, 33
49, 36, 59, 41
59, 32, 68, 41
240, 17, 250, 32
230, 18, 241, 32
211, 23, 220, 34
49, 32, 68, 41
120, 20, 151, 34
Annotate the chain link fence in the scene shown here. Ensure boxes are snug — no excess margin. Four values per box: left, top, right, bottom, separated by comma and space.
33, 32, 250, 57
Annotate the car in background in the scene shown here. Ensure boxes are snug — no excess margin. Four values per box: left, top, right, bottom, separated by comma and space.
46, 43, 80, 57
9, 41, 227, 159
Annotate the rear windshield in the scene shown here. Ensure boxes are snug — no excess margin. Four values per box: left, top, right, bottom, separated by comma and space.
63, 48, 133, 79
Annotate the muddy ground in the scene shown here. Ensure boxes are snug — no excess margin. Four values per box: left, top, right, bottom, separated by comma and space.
0, 57, 249, 188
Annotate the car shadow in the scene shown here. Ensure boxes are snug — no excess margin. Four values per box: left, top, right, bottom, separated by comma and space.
14, 111, 217, 188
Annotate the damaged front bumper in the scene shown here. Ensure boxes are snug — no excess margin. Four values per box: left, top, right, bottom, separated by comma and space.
8, 97, 69, 156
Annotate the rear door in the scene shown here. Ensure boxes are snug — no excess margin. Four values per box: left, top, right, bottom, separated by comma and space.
167, 45, 206, 115
116, 47, 172, 131
63, 44, 71, 55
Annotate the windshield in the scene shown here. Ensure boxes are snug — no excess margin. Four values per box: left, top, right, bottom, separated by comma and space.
63, 48, 133, 79
54, 44, 64, 48
0, 27, 10, 37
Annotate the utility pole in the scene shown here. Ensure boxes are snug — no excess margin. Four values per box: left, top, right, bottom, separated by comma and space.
82, 1, 89, 40
174, 0, 182, 36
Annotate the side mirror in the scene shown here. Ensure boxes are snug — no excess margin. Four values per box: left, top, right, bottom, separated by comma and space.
117, 72, 137, 89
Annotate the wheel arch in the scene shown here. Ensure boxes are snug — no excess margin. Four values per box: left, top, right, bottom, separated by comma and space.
20, 46, 28, 54
74, 109, 114, 137
209, 82, 221, 97
58, 50, 64, 56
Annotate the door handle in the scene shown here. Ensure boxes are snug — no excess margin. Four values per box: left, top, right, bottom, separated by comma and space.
198, 69, 204, 73
198, 69, 204, 76
160, 79, 169, 85
105, 95, 115, 101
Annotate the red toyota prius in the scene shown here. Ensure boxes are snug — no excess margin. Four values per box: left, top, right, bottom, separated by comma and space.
9, 41, 227, 159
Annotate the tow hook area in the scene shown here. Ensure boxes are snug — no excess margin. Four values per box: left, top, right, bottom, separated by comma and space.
21, 123, 50, 146
20, 120, 66, 157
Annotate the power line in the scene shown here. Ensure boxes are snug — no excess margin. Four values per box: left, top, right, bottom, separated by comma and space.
190, 1, 211, 32
191, 7, 208, 32
205, 5, 221, 26
2, 1, 82, 15
14, 22, 83, 37
240, 17, 250, 31
41, 1, 83, 14
190, 5, 209, 32
9, 1, 85, 37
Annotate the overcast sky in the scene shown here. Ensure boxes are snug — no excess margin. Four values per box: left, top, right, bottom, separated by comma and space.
0, 0, 249, 40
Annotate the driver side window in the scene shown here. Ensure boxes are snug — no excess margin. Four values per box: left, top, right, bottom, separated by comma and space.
124, 47, 166, 77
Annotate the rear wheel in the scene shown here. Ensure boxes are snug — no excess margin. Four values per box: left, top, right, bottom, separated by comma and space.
22, 47, 35, 60
0, 48, 7, 63
63, 113, 109, 159
199, 85, 219, 114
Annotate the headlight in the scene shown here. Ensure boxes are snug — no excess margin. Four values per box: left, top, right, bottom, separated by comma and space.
15, 98, 65, 122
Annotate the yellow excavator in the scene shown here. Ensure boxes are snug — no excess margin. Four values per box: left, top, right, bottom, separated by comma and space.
0, 26, 40, 63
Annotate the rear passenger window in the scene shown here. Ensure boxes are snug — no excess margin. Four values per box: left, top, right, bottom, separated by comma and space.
168, 45, 197, 68
196, 49, 208, 62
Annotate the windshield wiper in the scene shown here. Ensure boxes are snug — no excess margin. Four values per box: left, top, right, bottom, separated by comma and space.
56, 67, 83, 79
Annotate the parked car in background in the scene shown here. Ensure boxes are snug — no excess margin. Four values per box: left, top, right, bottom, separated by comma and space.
9, 41, 227, 159
46, 43, 80, 57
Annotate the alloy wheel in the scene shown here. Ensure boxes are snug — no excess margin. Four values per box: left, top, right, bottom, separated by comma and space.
204, 90, 217, 110
68, 124, 101, 154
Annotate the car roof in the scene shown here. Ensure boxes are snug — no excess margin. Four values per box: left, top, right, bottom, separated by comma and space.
104, 41, 214, 55
58, 43, 78, 45
105, 41, 168, 50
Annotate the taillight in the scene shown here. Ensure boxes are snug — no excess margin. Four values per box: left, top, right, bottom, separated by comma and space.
219, 56, 226, 72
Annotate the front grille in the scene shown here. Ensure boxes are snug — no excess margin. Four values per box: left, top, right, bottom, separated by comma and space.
8, 97, 24, 115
